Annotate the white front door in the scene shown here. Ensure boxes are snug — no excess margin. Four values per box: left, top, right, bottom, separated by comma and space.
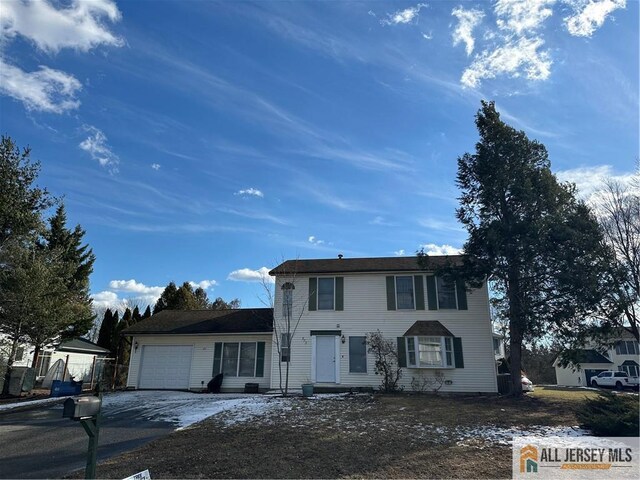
316, 336, 336, 383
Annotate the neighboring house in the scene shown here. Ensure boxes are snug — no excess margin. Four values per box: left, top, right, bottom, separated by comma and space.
123, 256, 497, 393
123, 309, 273, 391
269, 256, 498, 393
2, 337, 110, 384
554, 331, 640, 387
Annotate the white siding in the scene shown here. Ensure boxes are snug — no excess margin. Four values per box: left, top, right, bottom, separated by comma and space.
270, 273, 497, 393
555, 363, 613, 387
127, 334, 272, 391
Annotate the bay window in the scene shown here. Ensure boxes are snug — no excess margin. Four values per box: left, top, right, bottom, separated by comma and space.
406, 336, 454, 368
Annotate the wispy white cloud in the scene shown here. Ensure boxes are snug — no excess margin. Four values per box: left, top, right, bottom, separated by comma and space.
419, 243, 462, 255
0, 59, 81, 113
451, 7, 484, 56
564, 0, 626, 37
0, 0, 123, 53
494, 0, 556, 35
369, 216, 396, 226
461, 36, 552, 88
381, 3, 428, 26
422, 31, 433, 40
189, 279, 218, 290
227, 267, 274, 284
151, 163, 161, 170
235, 188, 264, 198
418, 217, 464, 233
79, 125, 119, 173
217, 207, 289, 225
394, 249, 406, 256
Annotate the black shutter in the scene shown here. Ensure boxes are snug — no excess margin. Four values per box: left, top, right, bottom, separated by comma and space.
397, 337, 407, 368
335, 277, 344, 311
456, 280, 468, 310
426, 275, 438, 310
212, 342, 223, 375
308, 277, 317, 311
453, 337, 464, 368
414, 275, 425, 310
255, 342, 265, 377
386, 276, 396, 310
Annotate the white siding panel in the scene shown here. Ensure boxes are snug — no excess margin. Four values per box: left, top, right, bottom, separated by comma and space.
127, 334, 272, 391
270, 273, 497, 393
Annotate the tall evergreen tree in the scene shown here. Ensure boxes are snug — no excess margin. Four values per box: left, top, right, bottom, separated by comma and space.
153, 282, 178, 314
142, 305, 152, 319
97, 309, 114, 351
450, 101, 618, 395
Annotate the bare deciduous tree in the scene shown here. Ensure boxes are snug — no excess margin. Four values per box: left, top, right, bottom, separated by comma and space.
595, 168, 640, 341
260, 259, 311, 396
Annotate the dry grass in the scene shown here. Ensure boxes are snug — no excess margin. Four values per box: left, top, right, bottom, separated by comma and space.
75, 390, 594, 479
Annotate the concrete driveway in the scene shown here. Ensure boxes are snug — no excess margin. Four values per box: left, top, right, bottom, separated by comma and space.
0, 391, 259, 479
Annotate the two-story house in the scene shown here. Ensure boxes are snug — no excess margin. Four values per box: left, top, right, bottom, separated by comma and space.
123, 255, 498, 393
554, 329, 640, 387
268, 256, 498, 393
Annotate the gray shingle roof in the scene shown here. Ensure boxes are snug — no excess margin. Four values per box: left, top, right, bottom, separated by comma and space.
56, 338, 110, 354
121, 308, 273, 336
403, 321, 454, 337
270, 255, 464, 276
576, 349, 613, 364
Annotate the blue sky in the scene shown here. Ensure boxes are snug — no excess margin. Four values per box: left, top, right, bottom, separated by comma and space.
0, 0, 637, 310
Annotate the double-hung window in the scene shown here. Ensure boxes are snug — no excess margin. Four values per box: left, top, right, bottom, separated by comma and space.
221, 342, 258, 377
349, 336, 367, 373
317, 278, 335, 310
396, 276, 415, 309
616, 341, 639, 355
437, 277, 457, 309
406, 336, 454, 368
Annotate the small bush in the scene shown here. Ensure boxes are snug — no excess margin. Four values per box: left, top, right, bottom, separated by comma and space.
366, 331, 403, 393
576, 393, 639, 437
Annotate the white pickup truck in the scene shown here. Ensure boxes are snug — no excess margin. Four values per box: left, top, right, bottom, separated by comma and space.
591, 371, 640, 390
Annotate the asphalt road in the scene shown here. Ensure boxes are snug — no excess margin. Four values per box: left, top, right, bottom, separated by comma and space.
0, 401, 175, 479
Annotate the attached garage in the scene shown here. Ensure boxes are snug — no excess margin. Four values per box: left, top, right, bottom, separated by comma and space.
138, 345, 193, 389
123, 308, 273, 392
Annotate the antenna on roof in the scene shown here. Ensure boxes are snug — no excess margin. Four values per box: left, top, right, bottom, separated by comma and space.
338, 254, 343, 259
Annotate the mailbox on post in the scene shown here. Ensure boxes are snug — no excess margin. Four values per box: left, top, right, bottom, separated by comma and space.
63, 396, 102, 420
62, 394, 102, 479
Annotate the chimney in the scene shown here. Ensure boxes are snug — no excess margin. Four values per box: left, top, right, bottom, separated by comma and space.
338, 254, 343, 259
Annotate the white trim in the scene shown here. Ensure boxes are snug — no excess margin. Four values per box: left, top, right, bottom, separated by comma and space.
126, 332, 272, 337
405, 335, 454, 369
335, 335, 341, 384
311, 336, 317, 382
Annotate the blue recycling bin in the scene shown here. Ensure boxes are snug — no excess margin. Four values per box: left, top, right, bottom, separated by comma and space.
51, 380, 82, 397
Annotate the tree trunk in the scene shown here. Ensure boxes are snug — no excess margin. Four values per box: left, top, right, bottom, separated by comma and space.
1, 336, 20, 395
30, 344, 41, 369
508, 267, 524, 396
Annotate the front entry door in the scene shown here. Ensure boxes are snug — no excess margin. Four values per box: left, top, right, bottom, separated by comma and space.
316, 336, 336, 383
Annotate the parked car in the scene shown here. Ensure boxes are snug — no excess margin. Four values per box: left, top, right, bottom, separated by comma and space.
521, 375, 534, 392
591, 371, 638, 390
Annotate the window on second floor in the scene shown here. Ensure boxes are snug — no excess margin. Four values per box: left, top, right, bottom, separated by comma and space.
317, 278, 335, 310
396, 276, 415, 310
615, 340, 639, 355
437, 277, 457, 309
282, 287, 293, 318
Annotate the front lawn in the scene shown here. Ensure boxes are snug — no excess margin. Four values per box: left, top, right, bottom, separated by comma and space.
78, 388, 599, 479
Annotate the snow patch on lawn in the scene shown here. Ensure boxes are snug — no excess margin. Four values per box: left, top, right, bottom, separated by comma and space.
0, 396, 64, 411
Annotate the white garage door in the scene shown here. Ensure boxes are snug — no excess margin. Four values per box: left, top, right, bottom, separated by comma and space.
138, 345, 193, 389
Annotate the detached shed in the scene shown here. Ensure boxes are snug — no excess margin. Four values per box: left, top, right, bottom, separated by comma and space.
122, 308, 273, 392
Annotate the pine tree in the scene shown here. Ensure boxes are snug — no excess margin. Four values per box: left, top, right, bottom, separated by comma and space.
97, 309, 114, 351
451, 101, 618, 395
142, 305, 152, 319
